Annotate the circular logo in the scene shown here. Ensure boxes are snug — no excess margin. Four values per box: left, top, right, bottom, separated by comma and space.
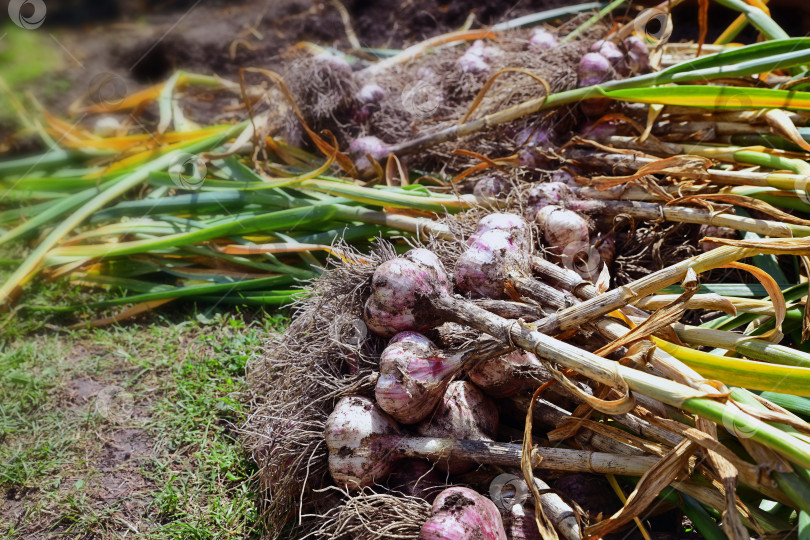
8, 0, 46, 30
168, 153, 207, 190
95, 385, 135, 424
401, 80, 442, 120
632, 8, 673, 45
560, 241, 602, 279
331, 313, 368, 349
88, 72, 128, 108
721, 407, 758, 440
489, 473, 530, 510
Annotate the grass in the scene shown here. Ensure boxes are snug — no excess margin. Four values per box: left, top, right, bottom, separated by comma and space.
0, 266, 286, 538
0, 24, 65, 122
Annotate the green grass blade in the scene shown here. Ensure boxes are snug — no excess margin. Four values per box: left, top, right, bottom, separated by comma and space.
759, 392, 810, 418
711, 0, 790, 41
0, 180, 117, 245
48, 205, 337, 260
0, 123, 247, 307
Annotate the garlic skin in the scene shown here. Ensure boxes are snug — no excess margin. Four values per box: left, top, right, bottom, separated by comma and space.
623, 36, 650, 73
577, 52, 613, 116
699, 224, 737, 251
455, 229, 530, 299
416, 381, 498, 474
590, 40, 623, 66
421, 486, 508, 540
469, 350, 546, 398
376, 332, 462, 424
529, 28, 557, 49
325, 395, 400, 488
536, 206, 589, 256
468, 213, 530, 249
356, 83, 386, 104
364, 249, 451, 337
457, 40, 500, 74
578, 52, 611, 85
349, 136, 389, 176
527, 182, 572, 219
507, 503, 543, 540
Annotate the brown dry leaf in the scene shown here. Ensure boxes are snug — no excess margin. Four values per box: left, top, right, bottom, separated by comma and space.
385, 154, 409, 187
674, 193, 810, 227
697, 0, 709, 56
460, 68, 550, 124
523, 385, 561, 540
68, 298, 175, 329
696, 417, 748, 540
450, 150, 515, 184
734, 400, 810, 435
590, 155, 711, 190
765, 109, 810, 153
595, 270, 698, 357
584, 439, 697, 539
595, 264, 611, 294
639, 104, 664, 143
555, 416, 670, 456
549, 362, 636, 415
701, 235, 810, 254
721, 261, 785, 339
242, 67, 356, 174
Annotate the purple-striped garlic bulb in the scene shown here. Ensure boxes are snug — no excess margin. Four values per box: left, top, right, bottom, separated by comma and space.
578, 52, 612, 116
469, 350, 546, 398
623, 36, 650, 73
455, 228, 530, 299
416, 381, 498, 474
507, 503, 543, 540
578, 52, 611, 87
421, 486, 508, 540
376, 332, 462, 424
350, 136, 389, 176
356, 83, 386, 105
325, 395, 402, 488
457, 40, 500, 74
468, 213, 529, 249
515, 126, 553, 168
527, 182, 572, 219
364, 249, 451, 337
529, 28, 557, 49
590, 40, 623, 66
535, 206, 589, 256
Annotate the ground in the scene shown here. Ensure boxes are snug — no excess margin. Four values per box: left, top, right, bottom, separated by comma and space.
0, 302, 285, 538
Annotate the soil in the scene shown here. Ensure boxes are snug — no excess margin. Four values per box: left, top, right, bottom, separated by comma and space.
32, 0, 574, 117
0, 343, 160, 538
